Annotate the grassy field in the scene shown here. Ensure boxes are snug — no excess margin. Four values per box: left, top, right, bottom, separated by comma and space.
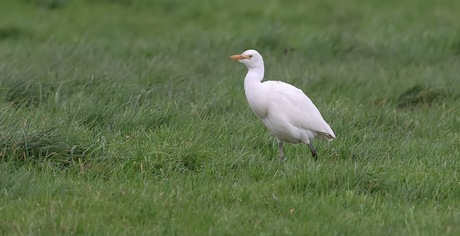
1, 0, 460, 235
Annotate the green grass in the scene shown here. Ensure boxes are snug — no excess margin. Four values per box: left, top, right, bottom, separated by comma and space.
1, 0, 460, 235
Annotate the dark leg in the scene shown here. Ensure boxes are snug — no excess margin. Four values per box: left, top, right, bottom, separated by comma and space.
308, 143, 318, 160
278, 140, 285, 160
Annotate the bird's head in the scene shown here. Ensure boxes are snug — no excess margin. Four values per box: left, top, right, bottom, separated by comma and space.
229, 49, 264, 69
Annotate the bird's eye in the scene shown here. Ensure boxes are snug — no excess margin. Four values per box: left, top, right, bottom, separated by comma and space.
248, 55, 253, 58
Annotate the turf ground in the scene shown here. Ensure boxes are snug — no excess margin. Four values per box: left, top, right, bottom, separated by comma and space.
1, 0, 460, 235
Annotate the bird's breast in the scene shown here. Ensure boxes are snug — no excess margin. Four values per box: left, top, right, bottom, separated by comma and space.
244, 87, 268, 119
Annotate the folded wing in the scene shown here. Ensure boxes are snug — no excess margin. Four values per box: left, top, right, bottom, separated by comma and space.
264, 81, 335, 140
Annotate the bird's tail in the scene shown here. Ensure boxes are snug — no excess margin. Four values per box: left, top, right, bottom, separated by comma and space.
318, 132, 335, 141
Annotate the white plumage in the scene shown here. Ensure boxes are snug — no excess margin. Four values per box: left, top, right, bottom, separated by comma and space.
229, 49, 335, 160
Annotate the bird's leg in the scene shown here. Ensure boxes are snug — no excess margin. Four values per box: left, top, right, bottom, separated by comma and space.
278, 140, 286, 161
308, 143, 318, 160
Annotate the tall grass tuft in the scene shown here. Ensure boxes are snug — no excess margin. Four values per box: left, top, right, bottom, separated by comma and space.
0, 127, 91, 165
0, 69, 54, 108
396, 84, 455, 109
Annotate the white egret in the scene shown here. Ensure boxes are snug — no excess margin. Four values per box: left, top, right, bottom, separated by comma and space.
229, 49, 335, 160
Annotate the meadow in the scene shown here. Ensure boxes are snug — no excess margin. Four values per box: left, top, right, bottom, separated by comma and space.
1, 0, 460, 235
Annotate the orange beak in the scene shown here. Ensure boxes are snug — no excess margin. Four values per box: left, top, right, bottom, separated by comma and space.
229, 54, 249, 60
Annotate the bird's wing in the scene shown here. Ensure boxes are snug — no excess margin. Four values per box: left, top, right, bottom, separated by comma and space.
264, 81, 335, 138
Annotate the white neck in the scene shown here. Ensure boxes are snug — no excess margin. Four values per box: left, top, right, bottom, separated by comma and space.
243, 65, 264, 107
244, 65, 264, 86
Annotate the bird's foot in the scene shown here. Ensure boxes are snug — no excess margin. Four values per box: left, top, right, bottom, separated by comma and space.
308, 143, 318, 160
279, 155, 287, 161
311, 151, 318, 161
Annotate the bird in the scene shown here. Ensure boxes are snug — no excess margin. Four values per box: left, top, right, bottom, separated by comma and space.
229, 49, 335, 160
